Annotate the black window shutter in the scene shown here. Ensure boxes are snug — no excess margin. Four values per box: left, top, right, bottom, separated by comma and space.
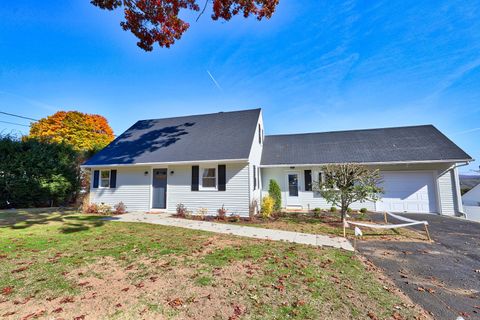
253, 165, 257, 190
304, 170, 312, 191
191, 166, 199, 191
110, 170, 117, 188
218, 165, 226, 191
93, 170, 99, 188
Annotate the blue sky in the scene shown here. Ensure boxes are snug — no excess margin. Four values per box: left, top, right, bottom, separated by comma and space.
0, 0, 479, 173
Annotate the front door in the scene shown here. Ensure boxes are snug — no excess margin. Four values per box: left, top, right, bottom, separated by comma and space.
286, 172, 300, 206
152, 168, 167, 209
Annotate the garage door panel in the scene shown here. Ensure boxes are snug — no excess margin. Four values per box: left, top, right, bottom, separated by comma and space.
379, 171, 437, 213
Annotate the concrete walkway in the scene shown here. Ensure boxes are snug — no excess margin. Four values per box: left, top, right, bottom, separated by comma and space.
107, 212, 354, 251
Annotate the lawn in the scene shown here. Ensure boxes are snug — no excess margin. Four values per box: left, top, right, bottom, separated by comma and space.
0, 209, 427, 319
217, 211, 428, 242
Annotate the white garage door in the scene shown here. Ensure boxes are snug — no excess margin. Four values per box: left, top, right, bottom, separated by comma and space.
378, 171, 437, 213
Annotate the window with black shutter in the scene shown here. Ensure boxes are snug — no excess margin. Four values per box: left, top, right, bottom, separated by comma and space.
253, 165, 257, 190
110, 170, 117, 188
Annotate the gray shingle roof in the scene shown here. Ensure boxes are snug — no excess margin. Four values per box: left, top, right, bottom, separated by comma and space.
84, 109, 260, 166
261, 125, 472, 165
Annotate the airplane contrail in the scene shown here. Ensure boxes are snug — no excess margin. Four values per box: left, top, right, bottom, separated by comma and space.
206, 70, 222, 91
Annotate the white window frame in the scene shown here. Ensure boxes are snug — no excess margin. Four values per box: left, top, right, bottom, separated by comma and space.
99, 170, 110, 188
199, 166, 217, 190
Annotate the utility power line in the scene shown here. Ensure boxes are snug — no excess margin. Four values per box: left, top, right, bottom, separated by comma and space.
0, 120, 30, 127
0, 111, 39, 121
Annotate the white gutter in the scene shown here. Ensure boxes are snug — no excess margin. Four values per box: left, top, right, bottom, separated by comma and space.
260, 158, 473, 168
81, 158, 249, 168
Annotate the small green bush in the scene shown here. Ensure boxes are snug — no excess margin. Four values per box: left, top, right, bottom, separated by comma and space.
346, 207, 353, 213
329, 206, 337, 213
268, 179, 282, 212
261, 195, 275, 219
360, 208, 368, 213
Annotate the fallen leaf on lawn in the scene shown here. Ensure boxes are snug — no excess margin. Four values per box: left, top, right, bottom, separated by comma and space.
121, 287, 129, 292
367, 311, 378, 320
426, 288, 436, 294
134, 283, 145, 288
78, 281, 89, 287
52, 307, 63, 313
74, 315, 86, 320
59, 297, 74, 303
11, 266, 28, 273
2, 286, 13, 295
149, 276, 158, 282
168, 298, 183, 308
417, 286, 426, 292
21, 309, 45, 320
2, 311, 15, 316
115, 303, 122, 308
392, 311, 404, 320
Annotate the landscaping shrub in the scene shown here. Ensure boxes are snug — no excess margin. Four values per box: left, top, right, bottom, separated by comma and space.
261, 195, 275, 219
196, 207, 208, 220
0, 135, 80, 208
97, 203, 112, 215
313, 207, 322, 217
347, 207, 353, 213
228, 214, 240, 222
176, 203, 187, 218
84, 203, 99, 214
113, 202, 127, 214
360, 207, 368, 213
329, 206, 337, 213
268, 179, 282, 212
217, 205, 227, 221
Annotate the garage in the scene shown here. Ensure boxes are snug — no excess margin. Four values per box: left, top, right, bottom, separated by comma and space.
378, 171, 437, 213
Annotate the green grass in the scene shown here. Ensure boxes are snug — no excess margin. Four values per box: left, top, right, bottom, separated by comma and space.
0, 209, 422, 319
222, 211, 427, 240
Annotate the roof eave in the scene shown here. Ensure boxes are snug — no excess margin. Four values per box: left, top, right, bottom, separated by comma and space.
260, 158, 474, 168
81, 158, 249, 168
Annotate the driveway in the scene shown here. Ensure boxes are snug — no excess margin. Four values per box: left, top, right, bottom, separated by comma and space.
358, 214, 480, 319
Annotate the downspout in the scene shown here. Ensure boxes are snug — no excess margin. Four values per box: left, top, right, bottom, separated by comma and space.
453, 162, 470, 218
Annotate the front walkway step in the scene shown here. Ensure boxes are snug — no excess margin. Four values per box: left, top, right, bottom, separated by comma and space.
106, 213, 354, 251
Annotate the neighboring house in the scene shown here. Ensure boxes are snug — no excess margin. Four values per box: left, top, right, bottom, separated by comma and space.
462, 183, 480, 222
82, 108, 473, 217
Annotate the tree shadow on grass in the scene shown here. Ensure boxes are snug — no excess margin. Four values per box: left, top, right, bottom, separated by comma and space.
59, 220, 104, 233
0, 208, 105, 233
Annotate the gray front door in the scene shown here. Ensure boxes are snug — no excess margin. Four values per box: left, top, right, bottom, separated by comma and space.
152, 168, 167, 209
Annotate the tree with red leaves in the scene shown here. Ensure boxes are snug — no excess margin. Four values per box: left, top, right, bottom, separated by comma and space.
91, 0, 279, 51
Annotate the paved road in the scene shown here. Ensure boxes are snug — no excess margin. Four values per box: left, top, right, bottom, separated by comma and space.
358, 214, 480, 320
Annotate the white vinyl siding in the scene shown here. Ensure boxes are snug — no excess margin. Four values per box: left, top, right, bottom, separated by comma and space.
90, 166, 151, 212
167, 163, 250, 216
261, 164, 461, 215
261, 167, 375, 211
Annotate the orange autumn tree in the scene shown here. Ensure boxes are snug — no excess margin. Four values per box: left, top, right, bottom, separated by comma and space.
28, 111, 114, 153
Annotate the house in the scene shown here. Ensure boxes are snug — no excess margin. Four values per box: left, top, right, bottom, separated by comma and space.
82, 108, 473, 217
462, 183, 480, 222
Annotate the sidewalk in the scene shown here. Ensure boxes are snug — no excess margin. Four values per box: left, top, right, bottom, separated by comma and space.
106, 212, 354, 251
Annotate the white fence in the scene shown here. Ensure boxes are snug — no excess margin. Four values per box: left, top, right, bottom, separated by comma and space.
464, 205, 480, 222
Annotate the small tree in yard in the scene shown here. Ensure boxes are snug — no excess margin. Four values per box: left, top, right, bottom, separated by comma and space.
313, 163, 383, 223
268, 179, 282, 212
